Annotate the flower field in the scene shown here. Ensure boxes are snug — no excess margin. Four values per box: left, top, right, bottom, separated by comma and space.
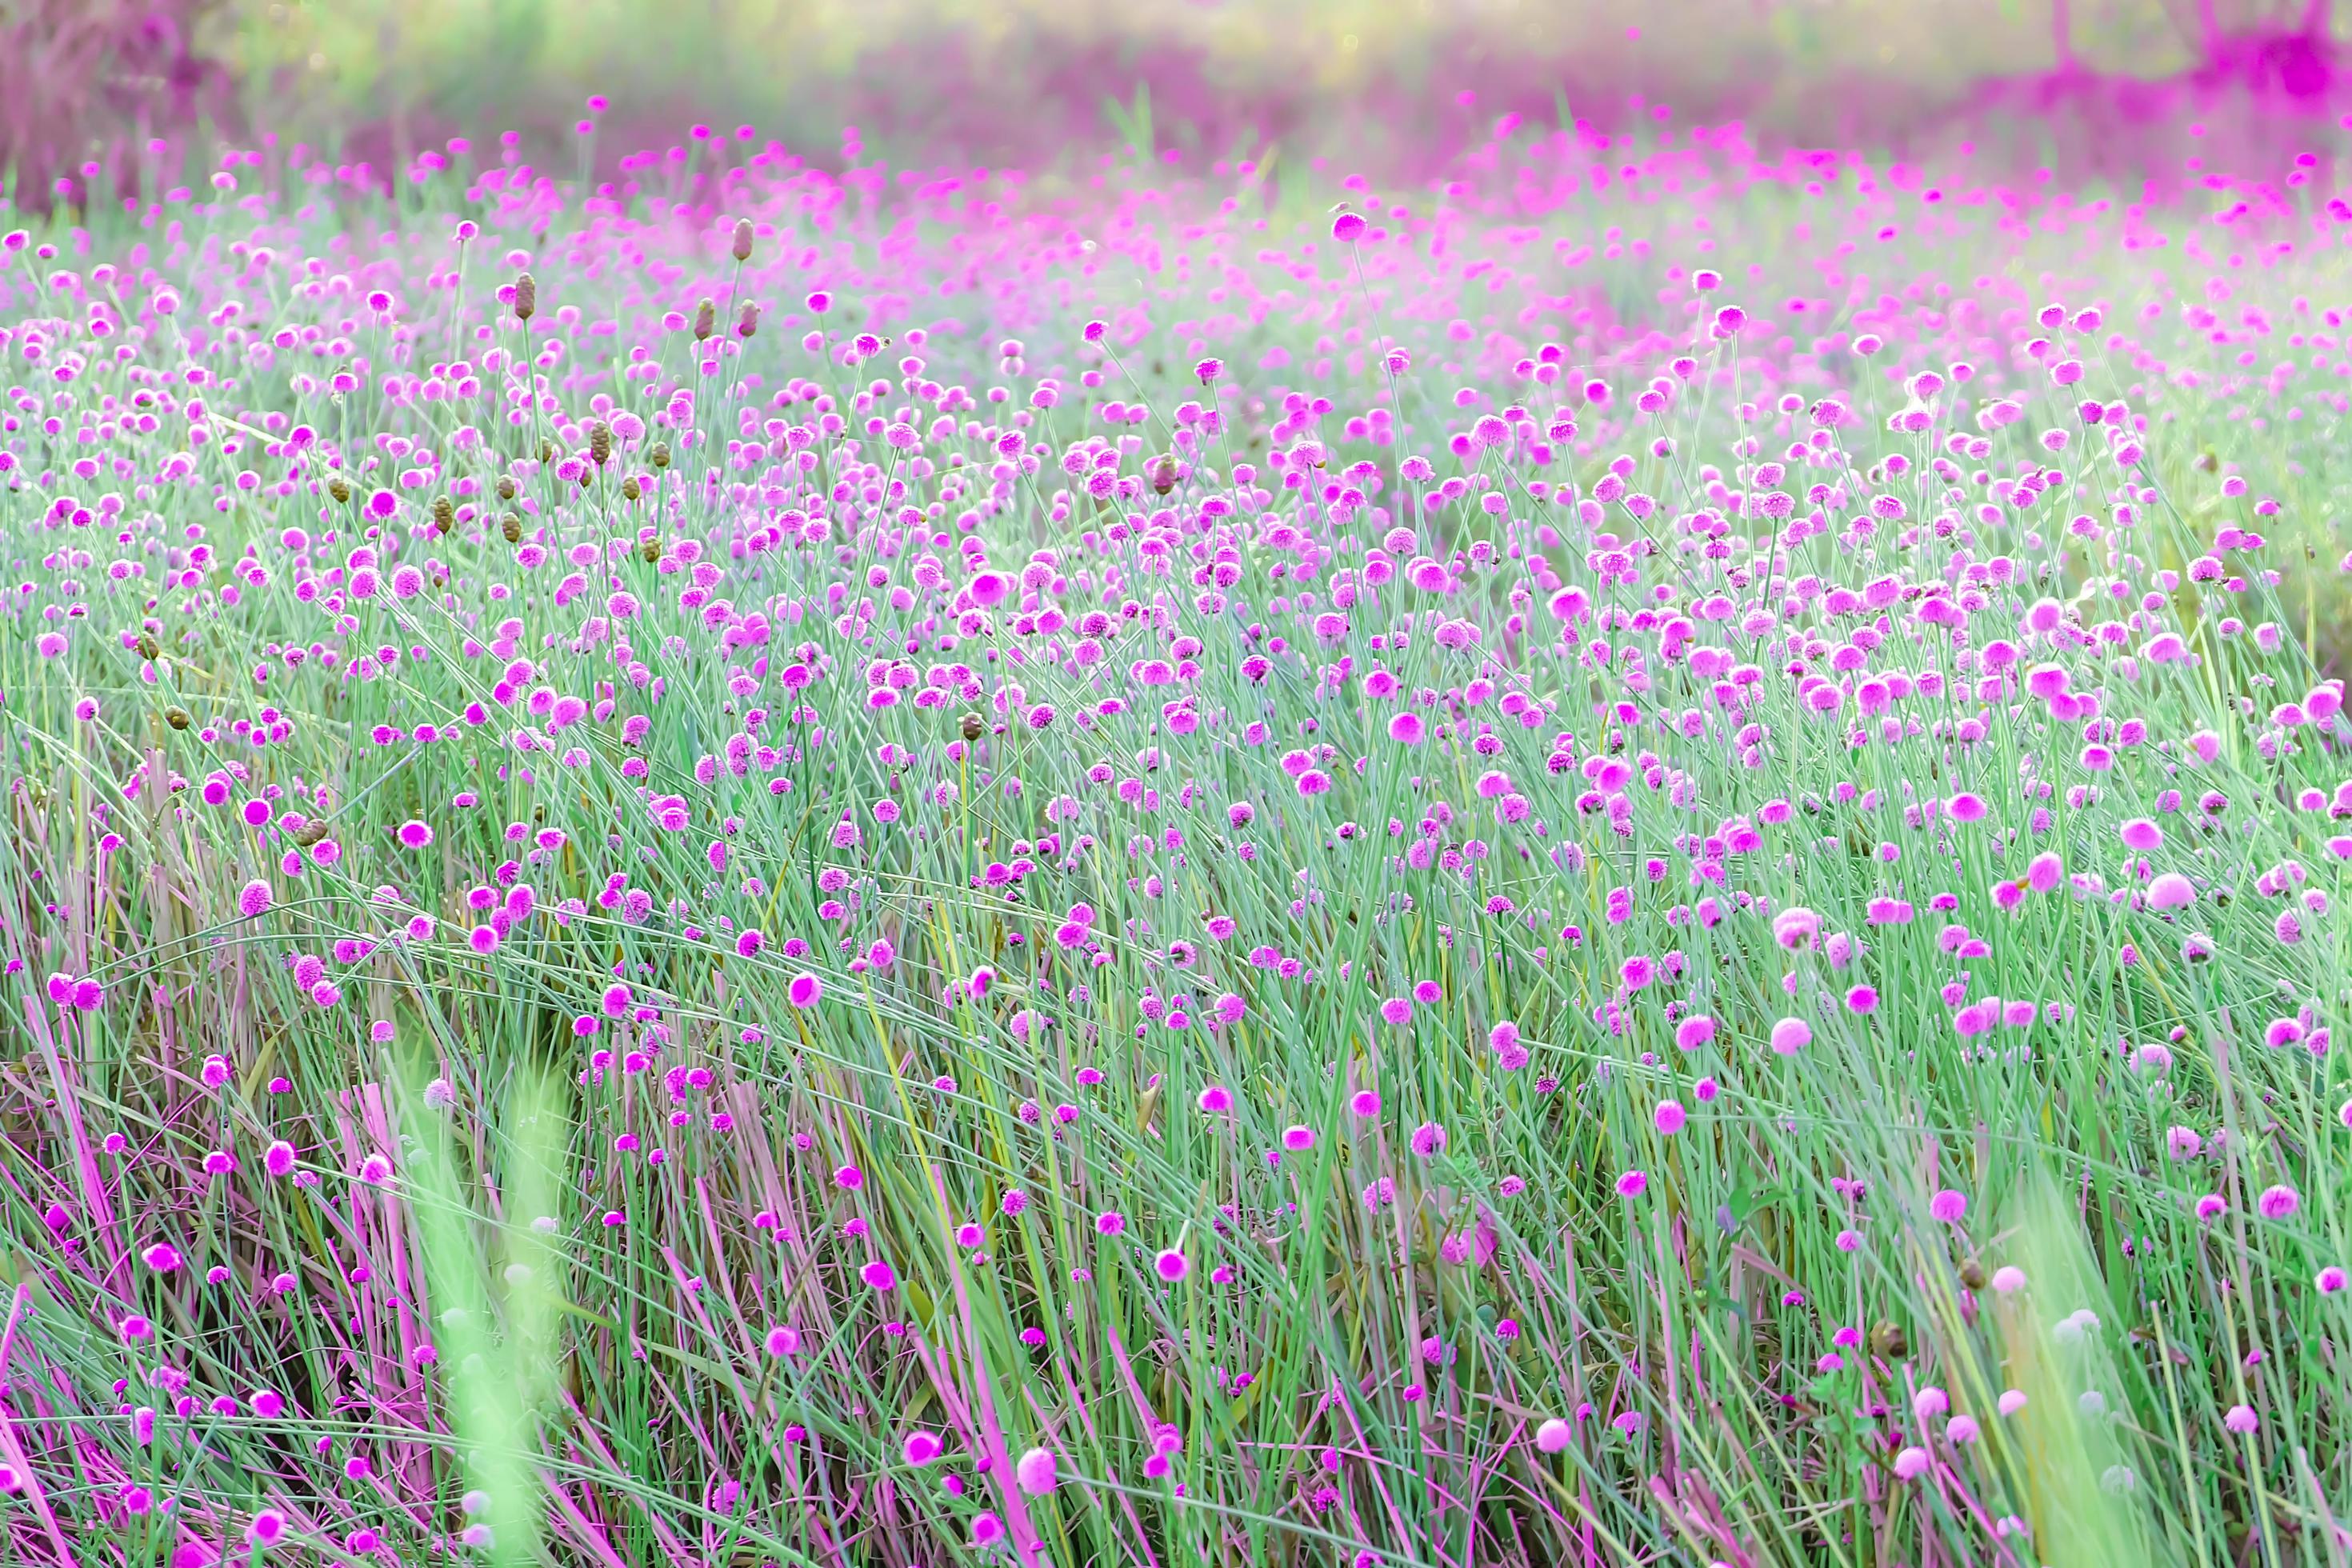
0, 102, 2348, 1567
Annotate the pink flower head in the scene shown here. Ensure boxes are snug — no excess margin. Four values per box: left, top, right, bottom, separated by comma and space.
1770, 906, 1820, 950
1015, 1446, 1058, 1494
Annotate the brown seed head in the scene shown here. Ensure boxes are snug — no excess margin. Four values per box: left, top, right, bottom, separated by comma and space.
496, 475, 517, 502
650, 442, 671, 471
513, 272, 537, 322
589, 421, 612, 466
500, 513, 523, 545
326, 476, 351, 504
959, 713, 985, 742
622, 476, 642, 502
430, 496, 454, 534
134, 633, 160, 660
163, 705, 190, 730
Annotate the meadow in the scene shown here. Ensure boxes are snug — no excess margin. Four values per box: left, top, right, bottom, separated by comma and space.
0, 90, 2348, 1568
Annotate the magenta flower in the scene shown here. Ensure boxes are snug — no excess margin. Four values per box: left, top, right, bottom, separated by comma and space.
1015, 1446, 1058, 1494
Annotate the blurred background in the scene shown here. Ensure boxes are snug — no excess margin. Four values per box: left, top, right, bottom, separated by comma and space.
0, 0, 2342, 204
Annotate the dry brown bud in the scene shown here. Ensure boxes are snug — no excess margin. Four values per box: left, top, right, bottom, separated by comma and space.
500, 514, 523, 545
513, 272, 537, 322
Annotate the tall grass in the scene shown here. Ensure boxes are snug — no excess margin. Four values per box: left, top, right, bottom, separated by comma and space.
0, 104, 2346, 1566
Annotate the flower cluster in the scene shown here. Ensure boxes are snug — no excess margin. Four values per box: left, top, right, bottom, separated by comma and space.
0, 94, 2346, 1568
